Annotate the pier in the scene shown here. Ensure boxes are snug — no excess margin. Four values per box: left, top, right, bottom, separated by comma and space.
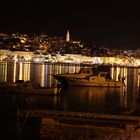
18, 109, 140, 133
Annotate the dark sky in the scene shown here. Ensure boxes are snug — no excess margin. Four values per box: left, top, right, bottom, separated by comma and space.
1, 1, 140, 49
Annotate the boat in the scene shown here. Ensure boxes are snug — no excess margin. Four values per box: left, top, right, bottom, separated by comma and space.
53, 66, 123, 87
0, 80, 58, 95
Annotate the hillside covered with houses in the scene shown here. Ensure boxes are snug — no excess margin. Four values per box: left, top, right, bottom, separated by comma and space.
0, 32, 140, 66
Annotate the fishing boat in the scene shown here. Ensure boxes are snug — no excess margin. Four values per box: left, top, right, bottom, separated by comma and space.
0, 80, 58, 95
53, 66, 123, 87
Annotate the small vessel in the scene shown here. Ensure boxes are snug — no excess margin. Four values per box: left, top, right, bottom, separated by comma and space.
53, 66, 123, 87
0, 80, 58, 95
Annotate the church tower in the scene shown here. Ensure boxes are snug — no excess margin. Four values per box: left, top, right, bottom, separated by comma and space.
66, 30, 70, 42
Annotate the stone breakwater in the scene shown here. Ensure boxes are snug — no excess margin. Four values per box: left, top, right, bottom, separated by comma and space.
18, 109, 140, 139
40, 121, 138, 140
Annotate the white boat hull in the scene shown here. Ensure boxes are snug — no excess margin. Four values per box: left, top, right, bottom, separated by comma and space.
66, 78, 122, 87
54, 76, 123, 87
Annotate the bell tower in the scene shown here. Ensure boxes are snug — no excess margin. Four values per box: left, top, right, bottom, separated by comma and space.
66, 30, 70, 42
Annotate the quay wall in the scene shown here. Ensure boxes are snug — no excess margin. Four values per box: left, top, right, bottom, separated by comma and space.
0, 50, 140, 66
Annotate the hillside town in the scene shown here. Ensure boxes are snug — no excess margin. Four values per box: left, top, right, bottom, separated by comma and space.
0, 31, 140, 66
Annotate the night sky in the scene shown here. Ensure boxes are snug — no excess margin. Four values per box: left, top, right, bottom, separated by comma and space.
1, 1, 140, 49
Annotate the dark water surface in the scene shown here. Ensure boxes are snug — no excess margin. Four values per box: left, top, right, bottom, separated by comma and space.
0, 62, 140, 114
0, 62, 140, 139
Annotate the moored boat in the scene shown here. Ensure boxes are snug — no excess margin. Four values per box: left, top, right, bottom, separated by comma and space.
53, 66, 124, 87
0, 80, 58, 95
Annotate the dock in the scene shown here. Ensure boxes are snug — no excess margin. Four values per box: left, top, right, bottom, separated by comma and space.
17, 109, 140, 133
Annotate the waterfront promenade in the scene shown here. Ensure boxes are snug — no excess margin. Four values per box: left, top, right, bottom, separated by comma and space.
1, 49, 140, 67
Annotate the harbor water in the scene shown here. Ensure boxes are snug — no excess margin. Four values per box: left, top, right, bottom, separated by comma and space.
0, 62, 140, 114
1, 62, 140, 139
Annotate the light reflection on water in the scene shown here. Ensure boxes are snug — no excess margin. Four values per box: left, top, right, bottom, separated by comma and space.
0, 62, 140, 115
60, 87, 122, 114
